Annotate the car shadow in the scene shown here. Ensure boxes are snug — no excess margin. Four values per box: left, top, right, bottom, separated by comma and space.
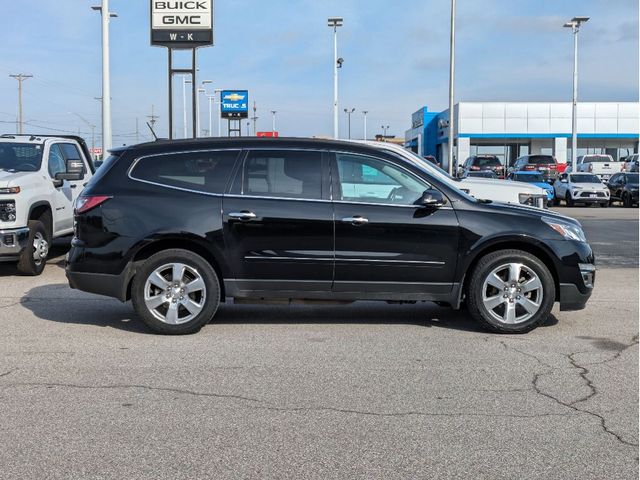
21, 284, 559, 335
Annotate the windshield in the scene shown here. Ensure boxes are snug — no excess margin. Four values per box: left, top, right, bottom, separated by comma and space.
527, 155, 555, 165
0, 142, 43, 172
475, 157, 501, 167
514, 173, 544, 183
570, 174, 601, 184
582, 155, 617, 163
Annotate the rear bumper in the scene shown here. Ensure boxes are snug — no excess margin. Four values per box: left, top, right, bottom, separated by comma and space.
0, 227, 29, 259
66, 247, 133, 301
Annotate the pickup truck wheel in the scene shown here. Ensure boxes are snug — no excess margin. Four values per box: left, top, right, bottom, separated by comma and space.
131, 249, 220, 335
467, 249, 555, 334
17, 220, 49, 276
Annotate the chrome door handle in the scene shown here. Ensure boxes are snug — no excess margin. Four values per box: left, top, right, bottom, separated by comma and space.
228, 211, 256, 221
342, 215, 368, 225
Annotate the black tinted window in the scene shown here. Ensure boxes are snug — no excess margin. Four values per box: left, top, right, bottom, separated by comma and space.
131, 150, 239, 194
527, 155, 555, 165
238, 150, 322, 199
60, 143, 81, 160
473, 156, 500, 167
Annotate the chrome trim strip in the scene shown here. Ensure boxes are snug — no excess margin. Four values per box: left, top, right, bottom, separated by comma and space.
224, 193, 330, 203
244, 255, 445, 265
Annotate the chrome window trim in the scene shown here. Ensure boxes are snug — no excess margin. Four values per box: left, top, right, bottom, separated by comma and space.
127, 148, 243, 197
244, 255, 445, 265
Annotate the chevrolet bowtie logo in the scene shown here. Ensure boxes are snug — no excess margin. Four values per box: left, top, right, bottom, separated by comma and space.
223, 93, 245, 101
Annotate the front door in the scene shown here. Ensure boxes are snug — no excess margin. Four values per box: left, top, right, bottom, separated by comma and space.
222, 149, 333, 294
330, 152, 460, 296
47, 144, 73, 234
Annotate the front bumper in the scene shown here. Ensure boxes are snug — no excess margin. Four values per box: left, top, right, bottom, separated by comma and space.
559, 263, 595, 311
0, 227, 29, 259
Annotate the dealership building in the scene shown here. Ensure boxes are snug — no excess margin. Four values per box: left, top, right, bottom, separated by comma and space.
405, 102, 639, 170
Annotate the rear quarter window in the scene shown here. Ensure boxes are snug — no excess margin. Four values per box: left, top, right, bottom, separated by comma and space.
130, 150, 240, 194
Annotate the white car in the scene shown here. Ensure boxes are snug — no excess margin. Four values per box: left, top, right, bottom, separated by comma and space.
553, 172, 610, 207
356, 141, 548, 209
0, 134, 93, 274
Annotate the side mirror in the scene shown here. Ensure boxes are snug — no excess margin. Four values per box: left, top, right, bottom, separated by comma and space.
55, 159, 84, 181
417, 189, 447, 207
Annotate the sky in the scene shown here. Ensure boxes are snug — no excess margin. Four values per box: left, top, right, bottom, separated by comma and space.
0, 0, 638, 146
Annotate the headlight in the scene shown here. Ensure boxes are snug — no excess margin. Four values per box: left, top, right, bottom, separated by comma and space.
0, 200, 16, 222
0, 186, 20, 194
542, 217, 586, 242
519, 193, 546, 208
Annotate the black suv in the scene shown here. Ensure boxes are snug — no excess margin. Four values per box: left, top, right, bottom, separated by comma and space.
66, 138, 595, 335
509, 154, 559, 183
458, 155, 504, 178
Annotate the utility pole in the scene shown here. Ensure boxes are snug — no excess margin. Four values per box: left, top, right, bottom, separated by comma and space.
147, 105, 159, 131
328, 17, 343, 139
270, 110, 277, 133
91, 0, 117, 154
9, 74, 32, 134
362, 110, 368, 140
447, 0, 456, 176
250, 101, 258, 136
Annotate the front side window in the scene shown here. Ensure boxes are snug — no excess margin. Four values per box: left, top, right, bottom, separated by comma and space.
130, 150, 239, 194
48, 144, 66, 178
237, 150, 323, 199
336, 154, 430, 205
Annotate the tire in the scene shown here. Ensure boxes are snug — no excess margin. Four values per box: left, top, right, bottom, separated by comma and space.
131, 249, 221, 334
600, 202, 609, 208
623, 193, 632, 208
466, 249, 556, 334
17, 220, 50, 276
551, 196, 560, 207
565, 192, 574, 207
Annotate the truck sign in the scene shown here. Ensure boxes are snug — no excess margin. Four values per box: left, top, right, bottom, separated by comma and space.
150, 0, 214, 48
220, 90, 249, 119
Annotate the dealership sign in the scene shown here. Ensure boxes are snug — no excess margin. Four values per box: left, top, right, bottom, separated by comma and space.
150, 0, 213, 48
220, 90, 249, 119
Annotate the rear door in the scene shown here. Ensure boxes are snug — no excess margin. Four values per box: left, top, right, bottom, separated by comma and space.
330, 151, 459, 296
222, 149, 333, 294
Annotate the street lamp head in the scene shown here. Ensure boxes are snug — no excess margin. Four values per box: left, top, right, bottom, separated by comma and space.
328, 17, 343, 27
572, 16, 590, 23
336, 57, 344, 68
564, 16, 589, 28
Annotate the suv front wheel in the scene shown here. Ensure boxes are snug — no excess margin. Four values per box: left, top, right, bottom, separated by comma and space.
131, 249, 221, 334
467, 249, 555, 333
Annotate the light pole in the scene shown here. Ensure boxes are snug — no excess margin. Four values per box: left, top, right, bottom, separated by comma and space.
447, 0, 456, 176
344, 108, 355, 139
270, 110, 277, 133
328, 17, 343, 139
91, 1, 117, 154
69, 112, 96, 159
564, 16, 589, 172
362, 110, 368, 140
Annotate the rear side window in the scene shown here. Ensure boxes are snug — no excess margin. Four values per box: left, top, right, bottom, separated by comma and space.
131, 150, 239, 194
234, 150, 323, 199
527, 155, 555, 165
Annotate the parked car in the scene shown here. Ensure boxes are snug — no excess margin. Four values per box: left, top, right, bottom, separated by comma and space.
509, 154, 559, 183
461, 170, 498, 179
0, 134, 93, 275
553, 172, 610, 207
622, 154, 639, 173
606, 172, 639, 208
66, 137, 595, 335
576, 154, 621, 181
507, 171, 555, 206
458, 155, 505, 179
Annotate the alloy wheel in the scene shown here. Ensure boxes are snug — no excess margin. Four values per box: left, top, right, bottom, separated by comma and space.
481, 263, 543, 324
143, 263, 207, 325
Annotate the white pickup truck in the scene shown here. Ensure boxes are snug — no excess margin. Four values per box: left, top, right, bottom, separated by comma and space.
576, 154, 622, 181
0, 135, 93, 275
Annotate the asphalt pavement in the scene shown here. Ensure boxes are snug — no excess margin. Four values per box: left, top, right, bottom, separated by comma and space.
0, 208, 637, 479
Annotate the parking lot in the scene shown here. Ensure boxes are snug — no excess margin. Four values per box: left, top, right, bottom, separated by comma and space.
0, 207, 636, 479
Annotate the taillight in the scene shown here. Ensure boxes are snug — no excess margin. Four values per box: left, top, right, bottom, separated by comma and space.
75, 195, 111, 214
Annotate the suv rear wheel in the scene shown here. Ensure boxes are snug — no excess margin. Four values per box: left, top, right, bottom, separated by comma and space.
467, 249, 555, 333
131, 249, 220, 334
